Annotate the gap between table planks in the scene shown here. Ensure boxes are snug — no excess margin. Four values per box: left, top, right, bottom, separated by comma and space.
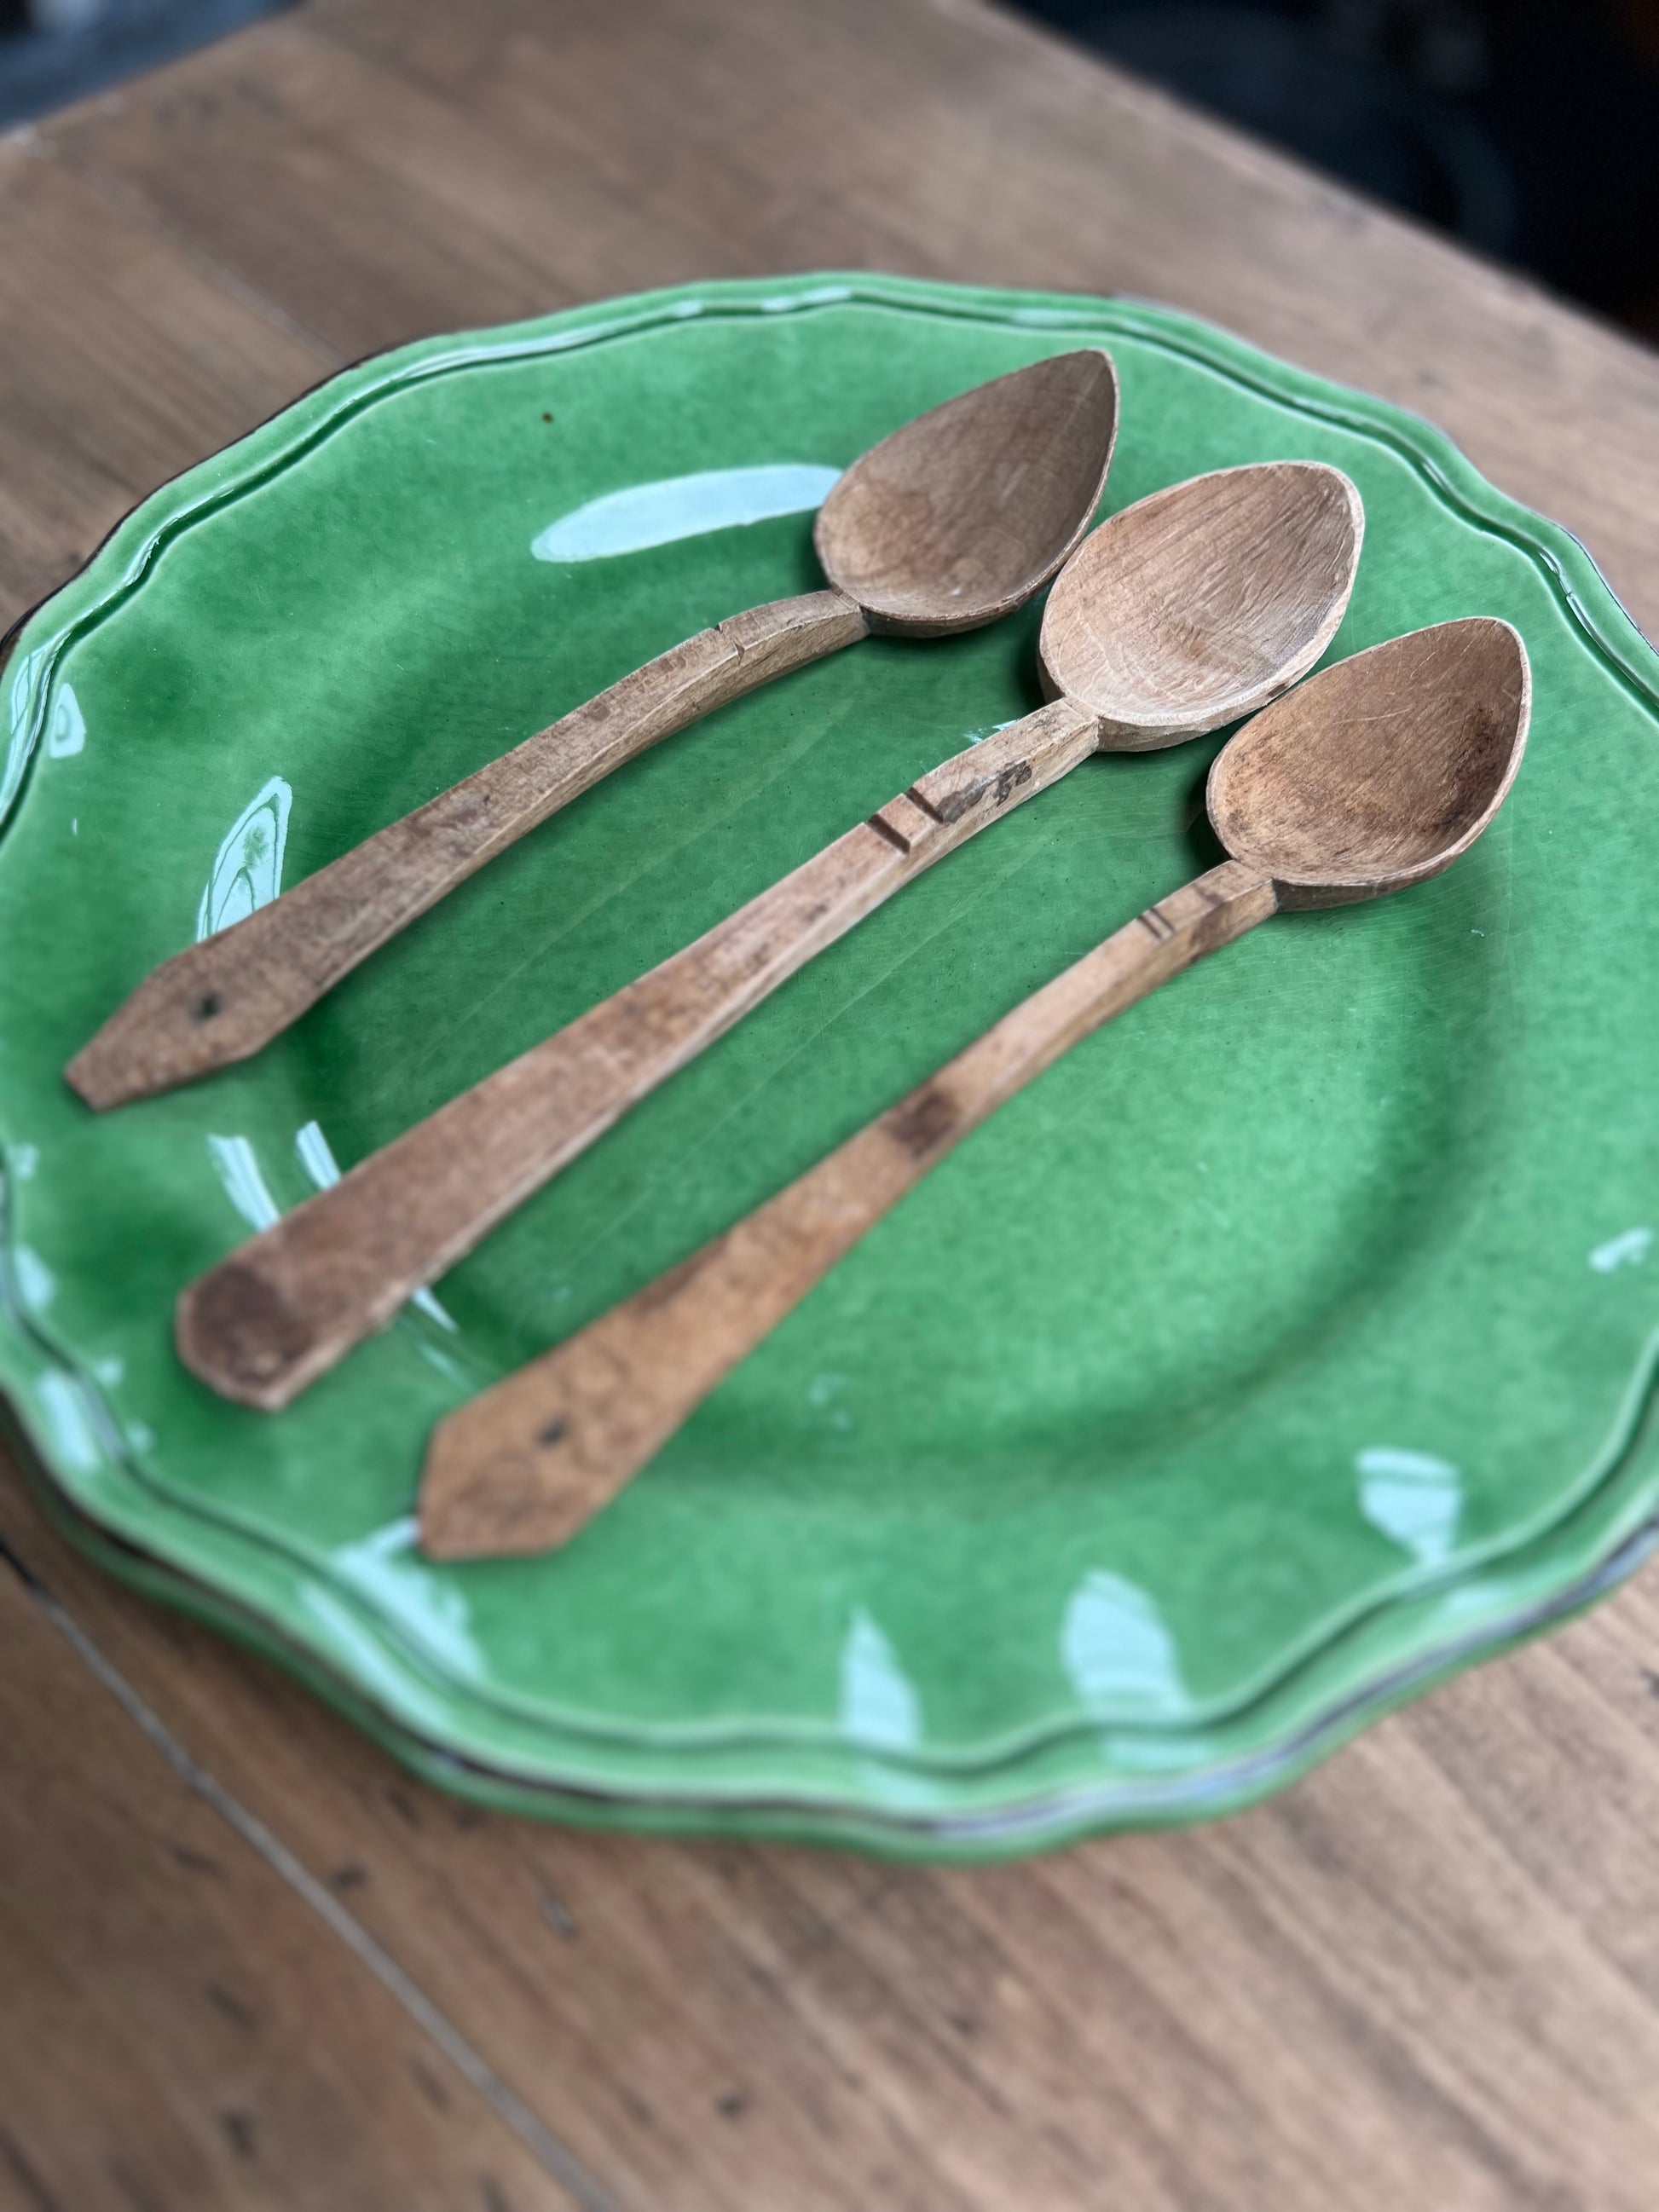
6, 0, 1659, 2203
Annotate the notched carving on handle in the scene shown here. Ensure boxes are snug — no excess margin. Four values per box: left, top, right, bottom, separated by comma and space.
910, 695, 1097, 830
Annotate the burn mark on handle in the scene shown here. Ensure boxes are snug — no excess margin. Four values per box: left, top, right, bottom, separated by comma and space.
991, 759, 1034, 807
928, 758, 1034, 825
887, 1083, 958, 1159
181, 1262, 315, 1388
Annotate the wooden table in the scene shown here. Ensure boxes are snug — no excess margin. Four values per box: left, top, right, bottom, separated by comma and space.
6, 3, 1659, 2205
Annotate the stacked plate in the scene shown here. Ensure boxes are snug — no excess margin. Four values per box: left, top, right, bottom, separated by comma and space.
3, 274, 1658, 1859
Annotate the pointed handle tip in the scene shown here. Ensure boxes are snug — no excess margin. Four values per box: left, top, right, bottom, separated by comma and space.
419, 1419, 595, 1562
65, 957, 262, 1112
62, 1037, 128, 1112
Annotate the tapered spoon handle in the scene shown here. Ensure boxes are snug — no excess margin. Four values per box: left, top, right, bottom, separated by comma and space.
417, 858, 1278, 1561
66, 590, 868, 1111
175, 696, 1103, 1412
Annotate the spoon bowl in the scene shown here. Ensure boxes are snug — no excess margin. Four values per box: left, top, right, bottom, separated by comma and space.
813, 349, 1120, 634
1041, 459, 1366, 746
1209, 615, 1530, 906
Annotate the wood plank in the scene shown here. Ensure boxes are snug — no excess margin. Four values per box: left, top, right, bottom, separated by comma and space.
9, 1445, 1659, 2212
32, 0, 1659, 637
34, 12, 717, 359
0, 137, 337, 628
0, 1515, 589, 2212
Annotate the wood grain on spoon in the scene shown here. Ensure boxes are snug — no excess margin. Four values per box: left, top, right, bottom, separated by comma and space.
176, 460, 1361, 1412
66, 349, 1120, 1111
419, 617, 1529, 1562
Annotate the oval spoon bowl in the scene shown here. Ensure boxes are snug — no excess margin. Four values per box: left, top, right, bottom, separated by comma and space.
1040, 460, 1365, 747
1210, 615, 1530, 906
812, 348, 1120, 635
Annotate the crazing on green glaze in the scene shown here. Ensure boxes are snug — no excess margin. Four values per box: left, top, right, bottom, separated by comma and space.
3, 273, 1659, 1859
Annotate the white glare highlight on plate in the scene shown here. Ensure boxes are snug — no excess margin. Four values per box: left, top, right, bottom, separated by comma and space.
839, 1607, 922, 1750
1357, 1446, 1463, 1565
12, 1246, 55, 1311
207, 1133, 280, 1233
198, 775, 292, 940
1060, 1570, 1187, 1714
45, 685, 85, 759
532, 463, 841, 563
1, 647, 43, 821
330, 1516, 483, 1679
35, 1372, 101, 1474
1590, 1227, 1653, 1273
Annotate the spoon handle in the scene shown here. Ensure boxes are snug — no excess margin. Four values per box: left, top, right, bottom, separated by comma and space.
175, 697, 1102, 1412
66, 590, 868, 1112
416, 858, 1277, 1562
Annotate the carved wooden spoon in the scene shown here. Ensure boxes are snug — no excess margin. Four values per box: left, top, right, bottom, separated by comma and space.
176, 459, 1363, 1412
417, 615, 1529, 1562
66, 349, 1120, 1112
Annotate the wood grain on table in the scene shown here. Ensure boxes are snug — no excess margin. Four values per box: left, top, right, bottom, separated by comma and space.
5, 1, 1659, 2206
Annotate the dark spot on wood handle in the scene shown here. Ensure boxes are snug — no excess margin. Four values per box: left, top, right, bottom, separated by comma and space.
194, 991, 224, 1020
931, 757, 1032, 824
536, 1418, 568, 1449
888, 1084, 957, 1158
185, 1262, 315, 1384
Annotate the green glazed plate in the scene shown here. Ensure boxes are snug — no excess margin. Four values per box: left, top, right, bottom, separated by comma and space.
4, 273, 1659, 1857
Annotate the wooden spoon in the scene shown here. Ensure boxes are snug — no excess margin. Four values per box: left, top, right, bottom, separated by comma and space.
175, 460, 1363, 1413
66, 349, 1120, 1112
416, 615, 1529, 1562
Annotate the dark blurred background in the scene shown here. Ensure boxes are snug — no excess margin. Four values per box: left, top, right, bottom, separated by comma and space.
3, 0, 1659, 342
1012, 0, 1659, 338
0, 0, 283, 131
